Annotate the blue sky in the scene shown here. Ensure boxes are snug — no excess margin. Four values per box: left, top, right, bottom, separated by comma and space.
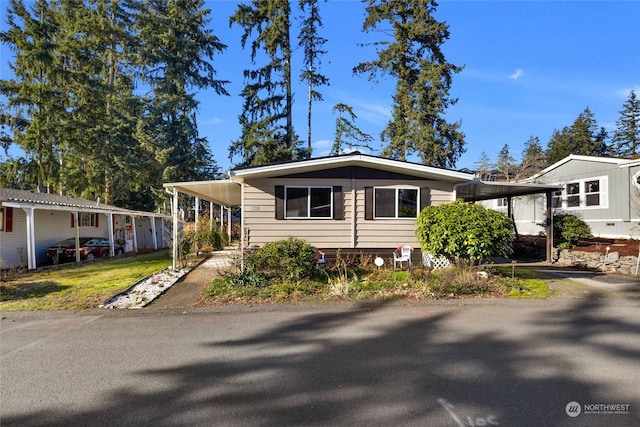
2, 0, 639, 173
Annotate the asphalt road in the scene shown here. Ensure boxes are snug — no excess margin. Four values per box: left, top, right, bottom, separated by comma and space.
1, 298, 639, 426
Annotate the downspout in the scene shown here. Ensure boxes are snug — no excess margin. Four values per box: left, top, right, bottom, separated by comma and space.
240, 182, 245, 270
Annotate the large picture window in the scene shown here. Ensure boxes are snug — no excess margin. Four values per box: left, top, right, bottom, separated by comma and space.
285, 187, 332, 219
374, 187, 418, 219
555, 176, 607, 209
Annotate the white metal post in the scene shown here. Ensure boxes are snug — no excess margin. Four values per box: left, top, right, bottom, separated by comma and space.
172, 187, 178, 271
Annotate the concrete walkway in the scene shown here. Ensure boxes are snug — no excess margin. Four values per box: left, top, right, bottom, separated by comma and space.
147, 246, 238, 310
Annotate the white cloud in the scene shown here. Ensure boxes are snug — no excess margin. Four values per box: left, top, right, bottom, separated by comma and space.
206, 117, 224, 125
509, 69, 524, 80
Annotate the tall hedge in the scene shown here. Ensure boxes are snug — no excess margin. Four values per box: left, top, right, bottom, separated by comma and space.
416, 200, 515, 263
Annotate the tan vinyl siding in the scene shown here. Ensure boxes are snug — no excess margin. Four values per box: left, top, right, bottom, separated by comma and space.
244, 178, 352, 248
243, 177, 456, 249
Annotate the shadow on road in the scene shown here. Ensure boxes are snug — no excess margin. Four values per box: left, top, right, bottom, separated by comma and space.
4, 299, 639, 426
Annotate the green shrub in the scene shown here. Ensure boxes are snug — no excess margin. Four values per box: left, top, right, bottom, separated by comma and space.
553, 213, 592, 249
416, 200, 515, 263
248, 237, 318, 282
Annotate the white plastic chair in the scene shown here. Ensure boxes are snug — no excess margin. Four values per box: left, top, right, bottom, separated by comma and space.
393, 245, 414, 270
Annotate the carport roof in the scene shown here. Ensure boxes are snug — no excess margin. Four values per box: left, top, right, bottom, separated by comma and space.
163, 180, 241, 206
454, 180, 562, 202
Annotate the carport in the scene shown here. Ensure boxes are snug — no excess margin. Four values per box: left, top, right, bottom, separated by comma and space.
454, 180, 562, 263
163, 180, 241, 270
0, 188, 169, 270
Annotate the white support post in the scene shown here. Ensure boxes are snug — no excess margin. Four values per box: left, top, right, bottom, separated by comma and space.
74, 211, 81, 263
107, 212, 115, 257
172, 187, 178, 271
23, 208, 36, 269
151, 216, 158, 250
195, 197, 199, 254
209, 201, 213, 232
131, 215, 138, 253
227, 206, 232, 242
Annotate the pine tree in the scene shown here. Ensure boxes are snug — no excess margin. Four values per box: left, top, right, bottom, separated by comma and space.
612, 90, 640, 158
354, 0, 464, 168
331, 103, 374, 155
545, 108, 608, 164
516, 136, 546, 179
494, 144, 516, 182
298, 0, 329, 154
133, 0, 228, 201
0, 0, 67, 193
230, 0, 300, 166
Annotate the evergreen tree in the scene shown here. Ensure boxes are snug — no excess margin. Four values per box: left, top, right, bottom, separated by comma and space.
516, 136, 546, 179
331, 103, 374, 155
354, 0, 464, 168
612, 90, 640, 158
298, 0, 329, 154
133, 0, 228, 203
230, 0, 300, 166
545, 108, 608, 164
494, 144, 516, 182
0, 0, 67, 193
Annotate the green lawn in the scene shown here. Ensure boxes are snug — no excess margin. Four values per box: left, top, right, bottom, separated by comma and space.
0, 251, 172, 311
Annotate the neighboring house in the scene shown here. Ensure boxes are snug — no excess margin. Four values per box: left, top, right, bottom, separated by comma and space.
485, 155, 640, 239
0, 188, 170, 269
165, 153, 559, 267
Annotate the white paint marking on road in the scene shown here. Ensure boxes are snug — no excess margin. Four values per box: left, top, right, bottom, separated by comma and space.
438, 398, 466, 427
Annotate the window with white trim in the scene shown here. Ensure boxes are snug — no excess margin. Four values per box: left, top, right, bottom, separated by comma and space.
285, 187, 332, 218
374, 187, 418, 219
79, 213, 97, 227
556, 176, 608, 209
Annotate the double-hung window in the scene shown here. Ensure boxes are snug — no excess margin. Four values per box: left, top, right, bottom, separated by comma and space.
285, 187, 332, 219
374, 187, 418, 219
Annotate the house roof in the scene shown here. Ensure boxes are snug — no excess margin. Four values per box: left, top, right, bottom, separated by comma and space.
230, 152, 475, 182
527, 154, 634, 181
0, 188, 166, 217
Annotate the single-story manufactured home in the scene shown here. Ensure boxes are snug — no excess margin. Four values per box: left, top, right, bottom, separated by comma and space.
0, 188, 170, 270
165, 152, 560, 267
485, 155, 640, 239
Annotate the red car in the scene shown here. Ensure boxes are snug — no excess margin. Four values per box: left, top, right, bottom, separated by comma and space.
46, 237, 124, 264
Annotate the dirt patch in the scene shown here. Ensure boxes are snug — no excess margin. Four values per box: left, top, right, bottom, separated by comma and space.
573, 238, 640, 257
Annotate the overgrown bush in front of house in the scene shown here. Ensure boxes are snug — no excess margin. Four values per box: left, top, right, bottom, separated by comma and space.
415, 199, 515, 264
247, 237, 319, 282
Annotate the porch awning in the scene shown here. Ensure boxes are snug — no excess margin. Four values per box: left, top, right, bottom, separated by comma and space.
454, 180, 562, 202
163, 180, 241, 206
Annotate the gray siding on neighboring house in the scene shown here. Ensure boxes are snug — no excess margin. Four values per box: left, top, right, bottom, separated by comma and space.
242, 167, 456, 249
485, 158, 640, 239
